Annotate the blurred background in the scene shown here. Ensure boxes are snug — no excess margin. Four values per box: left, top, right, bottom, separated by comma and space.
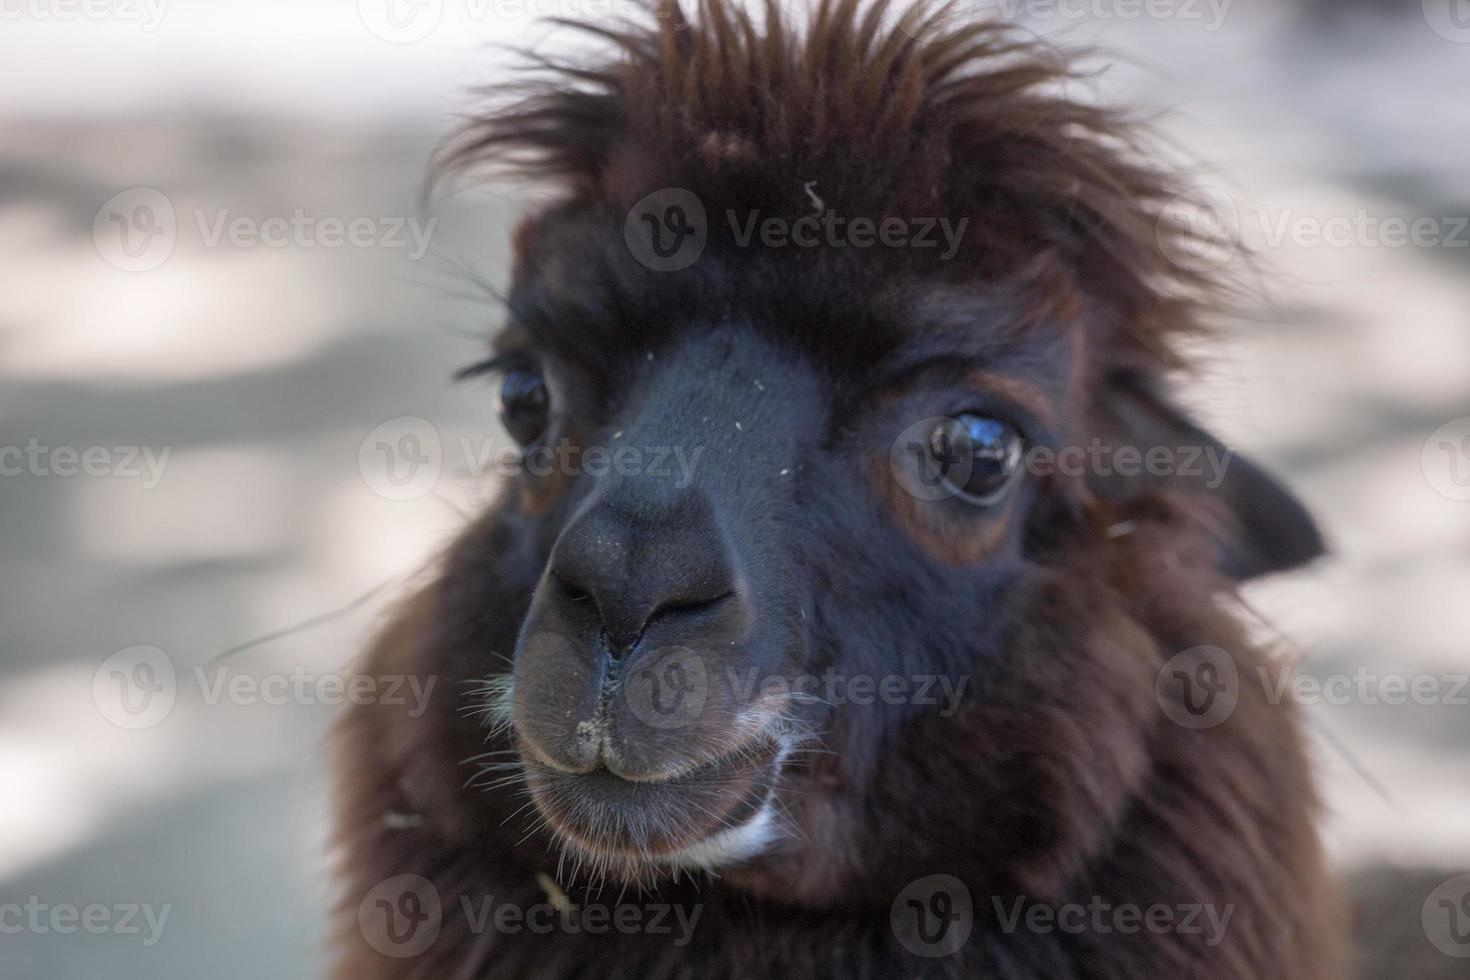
1, 1, 1467, 977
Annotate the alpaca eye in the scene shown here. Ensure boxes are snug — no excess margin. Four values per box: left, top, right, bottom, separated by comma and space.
928, 415, 1024, 504
499, 366, 550, 447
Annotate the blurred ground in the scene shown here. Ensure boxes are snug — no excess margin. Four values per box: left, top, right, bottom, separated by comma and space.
1, 2, 1468, 977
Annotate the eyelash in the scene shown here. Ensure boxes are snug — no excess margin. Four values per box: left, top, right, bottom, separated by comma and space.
455, 352, 532, 383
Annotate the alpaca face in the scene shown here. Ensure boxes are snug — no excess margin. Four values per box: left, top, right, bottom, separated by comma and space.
333, 13, 1341, 973
458, 209, 1083, 884
419, 3, 1325, 902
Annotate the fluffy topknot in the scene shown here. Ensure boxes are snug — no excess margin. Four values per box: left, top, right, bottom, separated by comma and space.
440, 0, 1221, 369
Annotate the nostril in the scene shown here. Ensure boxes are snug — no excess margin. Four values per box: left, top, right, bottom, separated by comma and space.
651, 590, 736, 623
637, 589, 737, 641
598, 591, 735, 663
552, 571, 597, 608
546, 494, 743, 667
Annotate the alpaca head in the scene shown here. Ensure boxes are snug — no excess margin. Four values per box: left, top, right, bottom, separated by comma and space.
433, 0, 1323, 898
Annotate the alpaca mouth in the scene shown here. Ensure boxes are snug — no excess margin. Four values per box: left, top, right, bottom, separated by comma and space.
522, 733, 785, 872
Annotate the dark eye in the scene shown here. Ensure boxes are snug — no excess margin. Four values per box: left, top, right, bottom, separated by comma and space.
499, 365, 550, 447
928, 414, 1024, 504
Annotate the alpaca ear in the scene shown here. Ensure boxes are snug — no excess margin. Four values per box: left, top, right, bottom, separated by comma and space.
1091, 370, 1325, 580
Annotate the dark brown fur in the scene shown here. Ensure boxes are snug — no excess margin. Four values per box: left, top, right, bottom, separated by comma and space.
331, 2, 1344, 976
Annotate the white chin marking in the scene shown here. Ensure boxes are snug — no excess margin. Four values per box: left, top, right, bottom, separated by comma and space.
657, 804, 777, 872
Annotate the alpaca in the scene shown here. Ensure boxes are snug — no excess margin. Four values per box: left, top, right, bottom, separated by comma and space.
332, 2, 1344, 976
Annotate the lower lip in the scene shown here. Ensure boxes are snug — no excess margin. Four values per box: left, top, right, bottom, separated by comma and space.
523, 736, 783, 862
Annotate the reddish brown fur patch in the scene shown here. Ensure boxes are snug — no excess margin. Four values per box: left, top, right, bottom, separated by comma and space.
964, 370, 1058, 429
869, 445, 1017, 566
867, 370, 1052, 566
